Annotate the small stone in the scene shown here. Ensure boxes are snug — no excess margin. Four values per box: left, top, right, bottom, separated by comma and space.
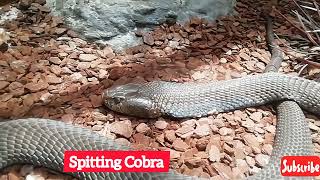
30, 26, 44, 34
168, 40, 179, 49
98, 69, 109, 79
236, 159, 249, 172
185, 157, 203, 167
182, 148, 198, 158
186, 58, 206, 70
212, 163, 233, 179
49, 57, 61, 65
7, 172, 19, 180
50, 65, 62, 75
239, 52, 250, 61
26, 174, 45, 180
0, 81, 9, 90
243, 134, 260, 148
19, 35, 30, 42
196, 138, 208, 151
164, 130, 176, 142
19, 46, 32, 56
176, 125, 194, 137
10, 60, 29, 74
143, 33, 154, 45
234, 148, 246, 159
241, 119, 255, 130
89, 95, 102, 108
256, 62, 265, 70
92, 112, 108, 121
115, 138, 131, 146
0, 93, 13, 102
46, 74, 62, 84
79, 54, 98, 62
19, 0, 32, 9
61, 114, 74, 123
55, 28, 67, 35
9, 82, 24, 97
102, 46, 115, 58
77, 62, 91, 69
220, 58, 227, 63
197, 117, 212, 125
246, 156, 256, 167
250, 112, 263, 122
252, 146, 262, 154
309, 122, 320, 131
194, 124, 211, 137
195, 151, 208, 159
92, 125, 104, 131
156, 133, 165, 145
181, 119, 196, 127
208, 145, 221, 162
0, 43, 8, 53
250, 166, 261, 175
212, 118, 225, 127
170, 149, 181, 159
262, 144, 273, 155
133, 133, 151, 146
154, 120, 168, 130
58, 52, 68, 58
254, 126, 265, 134
70, 72, 84, 82
255, 154, 270, 167
172, 139, 189, 151
265, 125, 276, 134
61, 67, 72, 74
39, 92, 53, 104
136, 123, 150, 133
264, 133, 274, 144
189, 33, 202, 41
104, 132, 116, 140
188, 167, 204, 177
219, 127, 234, 136
110, 121, 133, 138
67, 30, 78, 37
25, 81, 49, 93
69, 52, 78, 59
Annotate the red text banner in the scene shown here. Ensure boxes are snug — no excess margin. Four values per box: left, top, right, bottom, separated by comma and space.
281, 156, 320, 176
63, 150, 170, 173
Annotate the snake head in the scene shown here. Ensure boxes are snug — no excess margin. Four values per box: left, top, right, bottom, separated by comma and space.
102, 83, 162, 118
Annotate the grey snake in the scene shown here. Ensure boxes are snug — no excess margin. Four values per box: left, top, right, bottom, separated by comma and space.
0, 72, 319, 179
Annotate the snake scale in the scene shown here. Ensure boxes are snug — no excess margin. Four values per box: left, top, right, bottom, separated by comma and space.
0, 72, 319, 179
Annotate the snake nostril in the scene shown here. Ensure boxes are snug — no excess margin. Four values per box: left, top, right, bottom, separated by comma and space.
102, 91, 111, 101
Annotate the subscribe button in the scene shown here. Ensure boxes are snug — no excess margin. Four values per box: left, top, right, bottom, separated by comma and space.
281, 156, 320, 176
63, 150, 170, 172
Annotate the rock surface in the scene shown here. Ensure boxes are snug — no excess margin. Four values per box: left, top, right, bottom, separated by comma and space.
45, 0, 235, 51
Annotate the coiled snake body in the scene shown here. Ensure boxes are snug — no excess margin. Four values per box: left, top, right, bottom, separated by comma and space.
0, 72, 319, 179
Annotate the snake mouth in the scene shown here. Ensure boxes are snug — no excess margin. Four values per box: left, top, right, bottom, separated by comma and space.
102, 83, 142, 106
101, 89, 113, 103
102, 89, 124, 110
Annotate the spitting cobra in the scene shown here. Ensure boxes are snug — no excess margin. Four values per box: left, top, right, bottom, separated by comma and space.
0, 72, 319, 179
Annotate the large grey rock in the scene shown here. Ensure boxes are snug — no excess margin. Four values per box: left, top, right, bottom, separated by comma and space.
46, 0, 235, 51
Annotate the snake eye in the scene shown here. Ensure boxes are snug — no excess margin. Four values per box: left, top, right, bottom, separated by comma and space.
113, 97, 124, 104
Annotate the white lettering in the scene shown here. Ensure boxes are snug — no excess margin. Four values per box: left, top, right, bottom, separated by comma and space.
68, 156, 123, 170
69, 156, 78, 169
124, 155, 164, 168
